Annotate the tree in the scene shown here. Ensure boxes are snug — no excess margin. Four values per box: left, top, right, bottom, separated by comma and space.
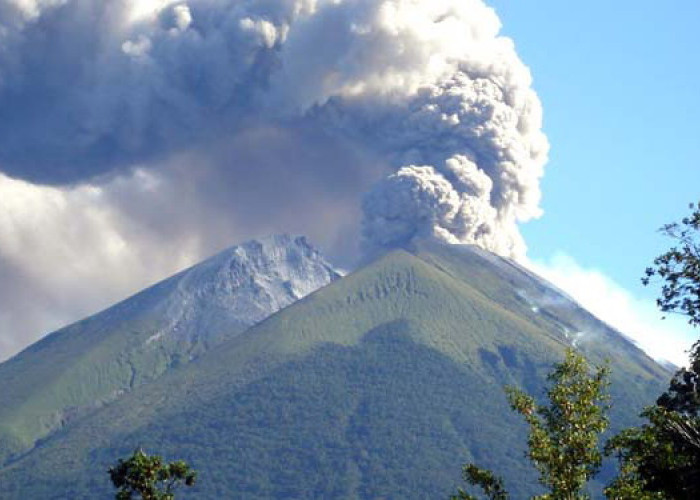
108, 448, 197, 500
453, 349, 610, 500
642, 201, 700, 330
642, 201, 700, 415
605, 202, 700, 499
604, 405, 700, 499
452, 465, 509, 500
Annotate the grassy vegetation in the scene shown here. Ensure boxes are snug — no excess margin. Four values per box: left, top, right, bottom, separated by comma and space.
0, 273, 249, 465
0, 246, 671, 498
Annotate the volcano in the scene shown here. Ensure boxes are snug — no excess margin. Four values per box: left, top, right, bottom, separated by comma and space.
0, 238, 670, 498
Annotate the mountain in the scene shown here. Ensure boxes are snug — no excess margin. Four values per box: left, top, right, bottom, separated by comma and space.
0, 234, 339, 466
0, 241, 671, 498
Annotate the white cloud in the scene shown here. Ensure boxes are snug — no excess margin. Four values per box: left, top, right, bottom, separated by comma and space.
0, 171, 202, 361
526, 251, 696, 367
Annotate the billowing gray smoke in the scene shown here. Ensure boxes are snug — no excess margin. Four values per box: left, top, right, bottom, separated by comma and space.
0, 0, 548, 358
0, 0, 547, 255
355, 66, 548, 256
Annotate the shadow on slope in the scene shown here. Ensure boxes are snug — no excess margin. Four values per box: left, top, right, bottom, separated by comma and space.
1, 324, 547, 499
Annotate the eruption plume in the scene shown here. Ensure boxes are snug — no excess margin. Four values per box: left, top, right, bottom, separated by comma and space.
0, 0, 547, 256
0, 0, 548, 357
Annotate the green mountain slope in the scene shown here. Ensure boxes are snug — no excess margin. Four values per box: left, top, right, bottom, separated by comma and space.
0, 235, 338, 466
0, 287, 194, 466
0, 246, 670, 498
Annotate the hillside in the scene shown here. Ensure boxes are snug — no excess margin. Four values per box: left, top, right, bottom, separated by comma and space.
0, 243, 670, 498
0, 235, 339, 466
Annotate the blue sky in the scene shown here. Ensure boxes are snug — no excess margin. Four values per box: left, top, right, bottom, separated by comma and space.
489, 0, 700, 359
0, 0, 697, 364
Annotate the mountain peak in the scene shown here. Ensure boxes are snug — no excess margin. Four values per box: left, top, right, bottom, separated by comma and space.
0, 240, 671, 498
110, 233, 341, 349
0, 234, 339, 464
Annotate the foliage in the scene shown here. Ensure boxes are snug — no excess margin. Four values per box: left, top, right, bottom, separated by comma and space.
604, 406, 699, 499
642, 203, 700, 416
642, 202, 700, 415
451, 464, 509, 500
455, 349, 611, 500
643, 201, 700, 330
656, 358, 700, 416
108, 448, 196, 500
605, 202, 700, 499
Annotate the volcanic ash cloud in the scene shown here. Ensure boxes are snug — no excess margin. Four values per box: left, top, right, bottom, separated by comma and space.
0, 0, 550, 360
277, 0, 549, 257
0, 0, 548, 258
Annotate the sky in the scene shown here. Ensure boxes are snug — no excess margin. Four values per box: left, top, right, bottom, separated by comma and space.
0, 0, 697, 365
488, 0, 700, 364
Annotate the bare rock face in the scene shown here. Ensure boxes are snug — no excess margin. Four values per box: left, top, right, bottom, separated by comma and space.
142, 234, 341, 347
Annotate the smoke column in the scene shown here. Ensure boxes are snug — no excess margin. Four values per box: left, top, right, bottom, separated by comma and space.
0, 0, 548, 358
0, 0, 547, 256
